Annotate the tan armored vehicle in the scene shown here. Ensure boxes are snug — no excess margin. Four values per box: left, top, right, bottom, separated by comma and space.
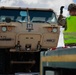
0, 7, 60, 74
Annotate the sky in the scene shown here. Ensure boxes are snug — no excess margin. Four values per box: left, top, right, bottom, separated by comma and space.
0, 0, 75, 16
74, 0, 76, 2
0, 0, 76, 47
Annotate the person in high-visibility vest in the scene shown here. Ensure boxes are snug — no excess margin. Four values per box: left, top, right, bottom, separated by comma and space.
58, 3, 76, 46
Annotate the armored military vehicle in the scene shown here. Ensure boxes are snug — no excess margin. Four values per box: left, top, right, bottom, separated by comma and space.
0, 7, 60, 74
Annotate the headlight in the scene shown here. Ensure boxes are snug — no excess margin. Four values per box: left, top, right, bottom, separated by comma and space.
52, 28, 57, 32
2, 27, 7, 32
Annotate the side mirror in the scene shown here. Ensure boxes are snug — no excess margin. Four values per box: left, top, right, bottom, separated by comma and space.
60, 6, 64, 15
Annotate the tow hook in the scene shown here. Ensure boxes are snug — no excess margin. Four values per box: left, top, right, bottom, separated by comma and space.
25, 44, 31, 51
15, 41, 21, 51
37, 41, 41, 50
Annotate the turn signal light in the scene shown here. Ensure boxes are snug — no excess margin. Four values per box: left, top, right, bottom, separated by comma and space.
7, 27, 12, 31
47, 27, 52, 32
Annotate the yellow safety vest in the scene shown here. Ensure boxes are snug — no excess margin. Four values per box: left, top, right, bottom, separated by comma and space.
64, 16, 76, 44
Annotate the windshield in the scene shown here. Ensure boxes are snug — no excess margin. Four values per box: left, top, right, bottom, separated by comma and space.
29, 10, 57, 24
0, 9, 27, 22
0, 9, 57, 24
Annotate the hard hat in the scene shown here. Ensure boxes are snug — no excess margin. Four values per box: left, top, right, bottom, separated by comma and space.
68, 3, 76, 11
